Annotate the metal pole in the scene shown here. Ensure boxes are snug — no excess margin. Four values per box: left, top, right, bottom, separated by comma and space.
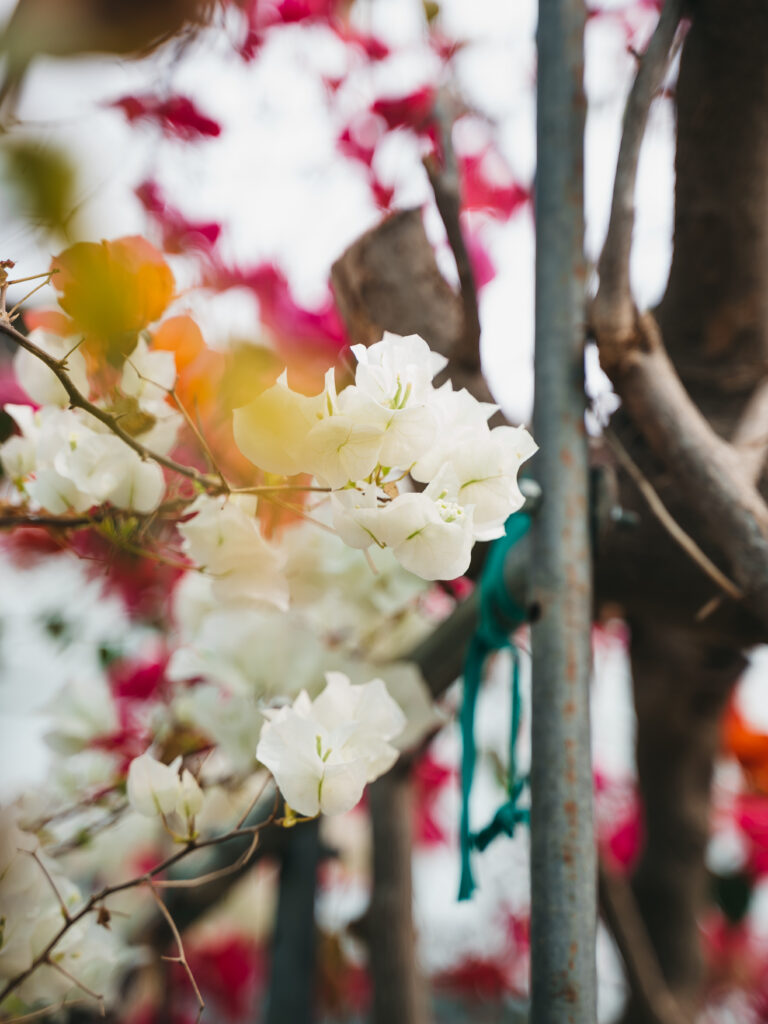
530, 0, 597, 1020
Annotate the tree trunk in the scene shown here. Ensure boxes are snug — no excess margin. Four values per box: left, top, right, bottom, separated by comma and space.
591, 3, 768, 1014
622, 623, 745, 1022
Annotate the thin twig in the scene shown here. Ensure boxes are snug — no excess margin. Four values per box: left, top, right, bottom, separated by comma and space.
605, 430, 743, 602
0, 316, 221, 490
423, 90, 482, 371
6, 270, 56, 287
0, 997, 89, 1023
593, 0, 684, 344
28, 850, 71, 922
235, 773, 273, 830
0, 796, 280, 1005
153, 831, 261, 890
7, 278, 55, 320
148, 884, 205, 1022
169, 386, 229, 488
122, 353, 230, 490
229, 484, 332, 495
267, 495, 337, 534
598, 861, 690, 1024
45, 960, 104, 1016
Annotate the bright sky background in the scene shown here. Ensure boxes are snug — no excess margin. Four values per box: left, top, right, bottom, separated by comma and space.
0, 0, 674, 422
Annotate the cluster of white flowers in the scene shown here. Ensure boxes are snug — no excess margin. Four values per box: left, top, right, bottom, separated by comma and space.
0, 330, 180, 515
234, 333, 537, 580
256, 671, 406, 816
0, 807, 119, 1007
167, 520, 435, 773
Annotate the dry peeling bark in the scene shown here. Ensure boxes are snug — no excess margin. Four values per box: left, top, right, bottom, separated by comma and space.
331, 208, 501, 414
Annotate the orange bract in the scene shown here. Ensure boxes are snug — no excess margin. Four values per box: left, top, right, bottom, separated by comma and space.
51, 236, 174, 357
152, 315, 206, 371
23, 309, 74, 336
723, 701, 768, 794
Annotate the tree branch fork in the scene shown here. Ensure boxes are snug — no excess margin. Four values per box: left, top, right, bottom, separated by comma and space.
591, 0, 768, 635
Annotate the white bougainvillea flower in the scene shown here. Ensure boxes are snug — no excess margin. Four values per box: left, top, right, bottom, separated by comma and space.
127, 751, 184, 817
126, 750, 204, 825
233, 370, 324, 476
2, 404, 165, 514
120, 337, 176, 409
329, 483, 384, 550
411, 382, 497, 482
441, 425, 538, 541
331, 476, 475, 580
305, 413, 385, 488
351, 332, 447, 407
339, 379, 437, 470
0, 404, 39, 484
177, 494, 289, 610
0, 809, 84, 983
14, 328, 89, 408
168, 583, 325, 700
178, 767, 204, 819
302, 368, 384, 487
311, 671, 406, 769
5, 406, 92, 513
25, 465, 88, 515
0, 432, 36, 482
256, 671, 406, 816
101, 445, 166, 513
382, 494, 475, 581
43, 676, 119, 755
52, 425, 165, 514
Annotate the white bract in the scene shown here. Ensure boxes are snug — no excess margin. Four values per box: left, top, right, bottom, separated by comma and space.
43, 676, 119, 755
351, 332, 447, 406
177, 494, 289, 610
431, 425, 539, 541
119, 337, 182, 455
256, 671, 406, 816
120, 337, 176, 408
126, 750, 203, 823
0, 807, 119, 1005
233, 370, 324, 476
1, 404, 165, 514
14, 329, 89, 408
332, 472, 476, 580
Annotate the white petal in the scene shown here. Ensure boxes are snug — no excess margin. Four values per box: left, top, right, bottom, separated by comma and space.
233, 377, 324, 476
318, 759, 369, 815
305, 416, 384, 488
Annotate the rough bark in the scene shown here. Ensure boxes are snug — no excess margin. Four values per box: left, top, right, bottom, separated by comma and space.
622, 624, 745, 1022
606, 4, 768, 1018
331, 208, 501, 413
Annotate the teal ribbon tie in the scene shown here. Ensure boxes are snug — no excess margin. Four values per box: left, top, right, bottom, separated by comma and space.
458, 512, 530, 901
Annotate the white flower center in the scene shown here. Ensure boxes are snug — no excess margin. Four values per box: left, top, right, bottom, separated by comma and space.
437, 499, 464, 524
